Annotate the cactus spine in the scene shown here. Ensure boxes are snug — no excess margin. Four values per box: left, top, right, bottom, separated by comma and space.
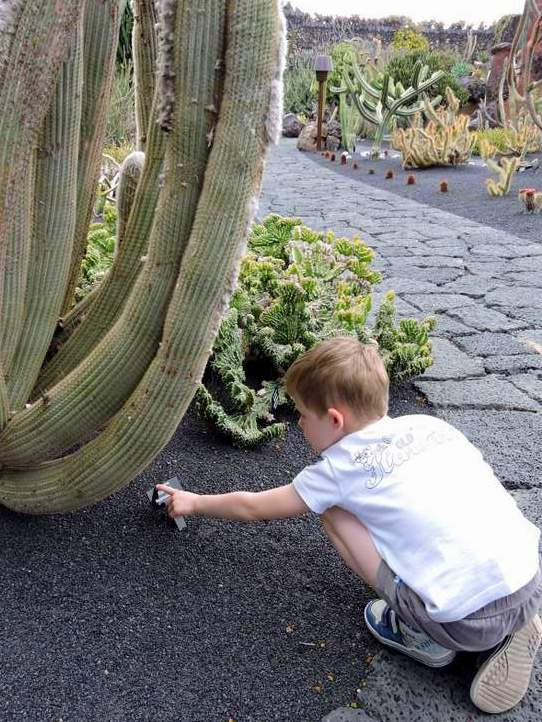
0, 0, 286, 512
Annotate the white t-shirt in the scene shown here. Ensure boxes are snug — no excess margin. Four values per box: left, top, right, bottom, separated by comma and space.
293, 414, 540, 623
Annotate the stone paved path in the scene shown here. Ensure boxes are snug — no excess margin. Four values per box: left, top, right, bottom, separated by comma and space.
258, 139, 542, 722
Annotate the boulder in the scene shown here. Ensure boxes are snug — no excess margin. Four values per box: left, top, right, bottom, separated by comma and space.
282, 112, 305, 138
456, 75, 486, 103
297, 120, 327, 152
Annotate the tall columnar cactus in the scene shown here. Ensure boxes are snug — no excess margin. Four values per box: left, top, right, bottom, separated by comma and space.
0, 0, 286, 513
392, 88, 475, 169
331, 58, 445, 159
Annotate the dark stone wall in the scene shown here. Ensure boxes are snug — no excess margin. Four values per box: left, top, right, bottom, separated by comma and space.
284, 3, 496, 56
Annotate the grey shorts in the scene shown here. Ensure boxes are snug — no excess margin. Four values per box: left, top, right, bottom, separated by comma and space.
376, 557, 542, 652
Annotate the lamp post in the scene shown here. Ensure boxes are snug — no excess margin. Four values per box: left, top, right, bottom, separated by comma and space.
314, 54, 332, 151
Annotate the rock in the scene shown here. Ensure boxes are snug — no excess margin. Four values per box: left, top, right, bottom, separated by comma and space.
456, 76, 486, 103
282, 112, 305, 138
297, 120, 326, 152
326, 134, 341, 151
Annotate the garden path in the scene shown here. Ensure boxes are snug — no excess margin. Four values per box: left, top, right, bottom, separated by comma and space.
258, 138, 542, 722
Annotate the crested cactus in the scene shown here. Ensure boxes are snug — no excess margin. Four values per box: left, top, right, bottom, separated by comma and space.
392, 88, 475, 169
331, 57, 444, 159
486, 157, 520, 196
0, 0, 287, 513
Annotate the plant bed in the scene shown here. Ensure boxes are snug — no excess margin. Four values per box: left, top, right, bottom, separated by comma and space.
1, 382, 440, 722
312, 140, 542, 244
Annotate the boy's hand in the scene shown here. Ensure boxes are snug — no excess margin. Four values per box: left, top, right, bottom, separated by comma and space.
155, 484, 199, 518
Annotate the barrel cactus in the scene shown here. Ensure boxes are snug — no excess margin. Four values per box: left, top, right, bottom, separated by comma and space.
0, 0, 286, 513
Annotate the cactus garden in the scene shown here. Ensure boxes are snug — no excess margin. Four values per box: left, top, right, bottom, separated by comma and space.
2, 2, 542, 722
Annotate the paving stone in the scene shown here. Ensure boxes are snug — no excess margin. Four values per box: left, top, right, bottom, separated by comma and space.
441, 276, 505, 297
358, 650, 542, 722
486, 286, 542, 309
430, 314, 477, 337
504, 271, 542, 287
386, 265, 463, 284
438, 409, 542, 489
376, 277, 441, 294
498, 306, 542, 327
470, 244, 542, 259
402, 293, 475, 313
464, 261, 506, 276
455, 332, 534, 356
513, 488, 542, 535
484, 354, 542, 373
447, 305, 526, 332
389, 255, 464, 268
509, 256, 542, 272
521, 330, 542, 347
376, 244, 430, 258
322, 708, 375, 722
509, 373, 542, 403
422, 338, 485, 380
414, 377, 539, 411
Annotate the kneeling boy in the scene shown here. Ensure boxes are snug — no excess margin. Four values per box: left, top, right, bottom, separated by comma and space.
157, 337, 541, 714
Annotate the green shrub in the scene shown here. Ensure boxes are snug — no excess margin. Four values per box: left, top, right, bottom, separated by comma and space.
105, 62, 136, 148
391, 28, 430, 52
196, 215, 436, 447
77, 202, 116, 302
283, 59, 317, 115
471, 128, 512, 155
386, 50, 470, 106
451, 61, 473, 79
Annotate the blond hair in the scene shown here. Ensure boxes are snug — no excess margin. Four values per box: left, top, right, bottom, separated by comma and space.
283, 337, 389, 418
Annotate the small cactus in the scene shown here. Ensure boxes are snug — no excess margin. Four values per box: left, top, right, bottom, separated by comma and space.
440, 180, 448, 192
385, 169, 394, 179
340, 151, 349, 165
324, 151, 330, 159
406, 174, 416, 185
352, 162, 359, 170
330, 153, 336, 161
518, 187, 542, 212
368, 168, 375, 174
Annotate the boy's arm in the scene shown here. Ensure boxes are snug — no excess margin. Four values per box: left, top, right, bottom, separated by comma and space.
155, 482, 310, 522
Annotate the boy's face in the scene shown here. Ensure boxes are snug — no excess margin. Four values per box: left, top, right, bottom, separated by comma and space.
294, 400, 345, 454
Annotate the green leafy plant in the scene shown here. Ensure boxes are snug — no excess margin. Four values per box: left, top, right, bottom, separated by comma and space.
283, 57, 317, 115
391, 28, 430, 52
196, 215, 436, 447
386, 50, 470, 106
451, 61, 473, 79
76, 203, 116, 302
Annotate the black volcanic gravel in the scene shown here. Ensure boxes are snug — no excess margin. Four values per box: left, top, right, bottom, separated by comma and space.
2, 384, 436, 722
310, 142, 542, 244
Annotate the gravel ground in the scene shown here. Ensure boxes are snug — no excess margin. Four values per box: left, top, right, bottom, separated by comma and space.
309, 141, 542, 244
2, 385, 435, 722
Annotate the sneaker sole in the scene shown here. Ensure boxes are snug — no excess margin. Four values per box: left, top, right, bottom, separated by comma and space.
470, 614, 542, 714
363, 606, 456, 668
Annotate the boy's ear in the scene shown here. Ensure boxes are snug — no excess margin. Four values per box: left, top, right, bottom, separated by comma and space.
328, 407, 344, 429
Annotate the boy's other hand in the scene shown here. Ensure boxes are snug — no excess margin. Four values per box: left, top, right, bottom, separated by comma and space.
155, 484, 199, 518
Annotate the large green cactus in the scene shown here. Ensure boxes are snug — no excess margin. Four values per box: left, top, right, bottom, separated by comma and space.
331, 57, 445, 159
0, 0, 286, 513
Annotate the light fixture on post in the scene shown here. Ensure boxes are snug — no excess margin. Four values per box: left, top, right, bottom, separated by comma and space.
314, 54, 332, 151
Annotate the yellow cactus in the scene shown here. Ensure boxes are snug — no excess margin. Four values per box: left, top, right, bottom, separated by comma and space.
486, 157, 520, 197
392, 88, 474, 169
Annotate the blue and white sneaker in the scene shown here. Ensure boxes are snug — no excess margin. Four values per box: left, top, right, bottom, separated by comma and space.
364, 599, 456, 668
